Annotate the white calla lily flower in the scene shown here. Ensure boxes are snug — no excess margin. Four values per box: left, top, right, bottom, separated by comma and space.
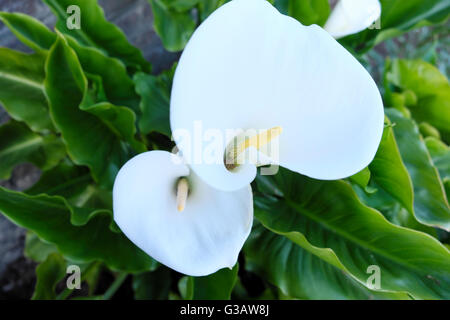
324, 0, 381, 39
113, 151, 253, 276
170, 0, 384, 192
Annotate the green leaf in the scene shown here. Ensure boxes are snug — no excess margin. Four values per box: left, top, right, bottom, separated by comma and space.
387, 108, 450, 231
31, 252, 103, 299
66, 38, 141, 114
369, 117, 414, 214
197, 0, 227, 21
133, 267, 172, 300
275, 0, 330, 26
80, 102, 146, 154
26, 159, 113, 210
0, 120, 65, 179
254, 169, 450, 299
42, 0, 151, 72
178, 276, 194, 299
134, 66, 175, 137
0, 12, 141, 114
386, 59, 450, 143
374, 0, 450, 43
353, 184, 437, 237
342, 0, 450, 52
25, 232, 58, 263
0, 12, 56, 52
426, 137, 450, 182
0, 187, 157, 272
445, 181, 450, 204
32, 253, 67, 300
0, 48, 54, 133
245, 225, 410, 300
26, 159, 90, 197
82, 262, 104, 296
179, 265, 239, 300
149, 0, 197, 52
348, 167, 371, 189
166, 0, 201, 12
45, 35, 139, 189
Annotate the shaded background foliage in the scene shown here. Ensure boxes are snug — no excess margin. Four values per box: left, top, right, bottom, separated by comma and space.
0, 0, 177, 299
0, 0, 449, 300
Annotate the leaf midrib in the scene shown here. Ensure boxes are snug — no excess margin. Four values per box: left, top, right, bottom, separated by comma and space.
32, 174, 91, 196
0, 71, 44, 91
284, 197, 443, 274
0, 136, 43, 158
47, 0, 99, 49
74, 185, 97, 207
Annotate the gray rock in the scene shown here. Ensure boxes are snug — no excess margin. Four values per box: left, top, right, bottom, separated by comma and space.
0, 164, 41, 299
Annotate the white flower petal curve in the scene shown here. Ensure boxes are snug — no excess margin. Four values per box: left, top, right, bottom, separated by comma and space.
324, 0, 381, 39
113, 151, 253, 276
170, 0, 384, 191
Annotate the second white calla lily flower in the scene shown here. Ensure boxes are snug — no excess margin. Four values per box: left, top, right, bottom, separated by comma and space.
113, 151, 253, 276
170, 0, 384, 192
324, 0, 382, 39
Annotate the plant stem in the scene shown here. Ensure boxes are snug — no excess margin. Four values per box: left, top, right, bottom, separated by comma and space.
56, 287, 73, 300
103, 272, 128, 300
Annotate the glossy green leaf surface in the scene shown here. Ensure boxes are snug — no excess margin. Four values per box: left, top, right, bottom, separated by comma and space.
0, 48, 54, 133
26, 159, 112, 211
66, 39, 141, 114
0, 12, 140, 115
0, 121, 65, 179
26, 159, 89, 197
25, 232, 59, 263
149, 0, 197, 52
342, 0, 450, 52
44, 35, 139, 188
197, 0, 227, 21
42, 0, 150, 72
254, 169, 450, 299
0, 0, 449, 301
165, 0, 201, 12
80, 101, 146, 154
0, 12, 55, 52
274, 0, 330, 26
32, 253, 67, 300
179, 265, 239, 300
387, 108, 450, 230
369, 117, 414, 214
245, 225, 410, 300
349, 167, 371, 189
134, 66, 175, 137
353, 184, 437, 237
0, 187, 157, 272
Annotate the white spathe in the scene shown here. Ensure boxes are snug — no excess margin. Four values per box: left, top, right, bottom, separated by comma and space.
113, 151, 253, 276
324, 0, 381, 39
170, 0, 384, 192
